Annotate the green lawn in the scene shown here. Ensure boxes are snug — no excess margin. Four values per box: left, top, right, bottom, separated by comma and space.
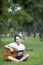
0, 36, 43, 65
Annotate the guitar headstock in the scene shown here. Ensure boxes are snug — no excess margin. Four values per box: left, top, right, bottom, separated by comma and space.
25, 48, 33, 52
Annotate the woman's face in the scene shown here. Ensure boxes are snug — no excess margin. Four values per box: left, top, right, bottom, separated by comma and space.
16, 36, 21, 44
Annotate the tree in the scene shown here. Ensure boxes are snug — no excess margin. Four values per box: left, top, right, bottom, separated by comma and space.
13, 0, 43, 34
0, 0, 43, 42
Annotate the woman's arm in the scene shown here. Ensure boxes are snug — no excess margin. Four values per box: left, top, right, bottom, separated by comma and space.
4, 44, 13, 52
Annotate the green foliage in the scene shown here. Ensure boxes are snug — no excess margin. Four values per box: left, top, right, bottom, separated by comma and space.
13, 0, 43, 19
0, 0, 43, 39
9, 28, 14, 34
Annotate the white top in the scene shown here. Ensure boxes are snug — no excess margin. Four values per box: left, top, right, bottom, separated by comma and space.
8, 42, 25, 51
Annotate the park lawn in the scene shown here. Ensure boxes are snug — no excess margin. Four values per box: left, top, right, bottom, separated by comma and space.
0, 36, 43, 65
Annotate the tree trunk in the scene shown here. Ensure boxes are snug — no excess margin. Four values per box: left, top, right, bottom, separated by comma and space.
0, 34, 2, 42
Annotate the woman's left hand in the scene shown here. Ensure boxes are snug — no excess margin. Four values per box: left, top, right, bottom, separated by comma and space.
18, 52, 23, 56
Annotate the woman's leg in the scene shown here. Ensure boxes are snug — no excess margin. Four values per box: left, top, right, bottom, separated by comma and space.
20, 54, 29, 61
7, 54, 29, 62
8, 56, 19, 62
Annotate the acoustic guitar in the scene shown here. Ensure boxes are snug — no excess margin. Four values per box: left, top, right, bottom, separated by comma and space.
2, 47, 33, 60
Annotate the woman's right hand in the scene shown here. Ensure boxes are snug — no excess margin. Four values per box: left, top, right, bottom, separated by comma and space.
10, 48, 13, 52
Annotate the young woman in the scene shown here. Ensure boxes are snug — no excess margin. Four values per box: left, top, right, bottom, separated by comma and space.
4, 35, 29, 62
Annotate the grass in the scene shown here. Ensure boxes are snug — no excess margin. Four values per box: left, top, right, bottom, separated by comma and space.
0, 36, 43, 65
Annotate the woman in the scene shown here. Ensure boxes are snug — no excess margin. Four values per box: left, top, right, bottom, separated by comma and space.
4, 35, 29, 62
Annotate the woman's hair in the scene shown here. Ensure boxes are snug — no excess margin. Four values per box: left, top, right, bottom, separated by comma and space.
14, 34, 21, 42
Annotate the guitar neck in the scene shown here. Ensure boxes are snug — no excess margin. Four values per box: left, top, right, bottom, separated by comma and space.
11, 48, 33, 54
11, 50, 24, 54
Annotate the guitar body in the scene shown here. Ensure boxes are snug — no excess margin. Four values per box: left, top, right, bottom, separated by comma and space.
2, 48, 18, 60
